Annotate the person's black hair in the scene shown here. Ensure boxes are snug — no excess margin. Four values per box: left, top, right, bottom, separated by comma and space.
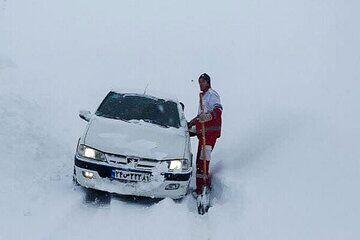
199, 73, 211, 86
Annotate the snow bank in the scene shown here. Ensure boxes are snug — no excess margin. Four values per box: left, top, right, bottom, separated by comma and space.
1, 0, 360, 239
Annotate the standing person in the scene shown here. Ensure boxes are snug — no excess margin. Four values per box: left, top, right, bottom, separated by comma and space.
188, 73, 223, 204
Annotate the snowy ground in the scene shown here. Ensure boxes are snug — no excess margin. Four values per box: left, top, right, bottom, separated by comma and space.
1, 1, 360, 239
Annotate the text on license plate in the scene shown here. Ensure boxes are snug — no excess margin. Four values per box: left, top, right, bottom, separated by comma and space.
111, 170, 151, 182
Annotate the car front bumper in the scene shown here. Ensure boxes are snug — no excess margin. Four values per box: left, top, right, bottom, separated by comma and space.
74, 157, 191, 199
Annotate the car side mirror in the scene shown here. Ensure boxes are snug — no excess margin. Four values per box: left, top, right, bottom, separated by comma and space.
188, 125, 197, 137
79, 110, 91, 122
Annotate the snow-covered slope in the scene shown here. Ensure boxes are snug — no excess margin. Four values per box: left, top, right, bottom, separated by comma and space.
1, 1, 359, 239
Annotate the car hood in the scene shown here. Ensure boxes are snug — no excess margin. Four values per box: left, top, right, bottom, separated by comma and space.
84, 116, 187, 160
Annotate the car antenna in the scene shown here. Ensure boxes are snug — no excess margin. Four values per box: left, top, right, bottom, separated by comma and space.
143, 83, 149, 95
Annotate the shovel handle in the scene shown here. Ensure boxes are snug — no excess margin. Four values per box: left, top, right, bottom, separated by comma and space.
199, 93, 207, 183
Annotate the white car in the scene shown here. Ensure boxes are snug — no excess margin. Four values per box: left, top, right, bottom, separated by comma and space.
73, 90, 193, 199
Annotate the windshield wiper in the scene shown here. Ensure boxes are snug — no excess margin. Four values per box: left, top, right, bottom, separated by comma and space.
96, 113, 131, 123
142, 119, 169, 128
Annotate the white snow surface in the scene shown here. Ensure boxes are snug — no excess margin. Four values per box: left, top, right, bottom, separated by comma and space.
1, 0, 360, 239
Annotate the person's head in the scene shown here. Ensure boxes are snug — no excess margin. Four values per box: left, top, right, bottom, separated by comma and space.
198, 73, 211, 92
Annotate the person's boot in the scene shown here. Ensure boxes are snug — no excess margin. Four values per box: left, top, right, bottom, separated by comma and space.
197, 187, 210, 215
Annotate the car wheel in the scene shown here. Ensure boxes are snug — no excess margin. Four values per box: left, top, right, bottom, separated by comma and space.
73, 167, 80, 186
84, 188, 111, 206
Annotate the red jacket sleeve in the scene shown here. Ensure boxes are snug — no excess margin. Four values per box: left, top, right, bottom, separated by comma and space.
195, 107, 222, 138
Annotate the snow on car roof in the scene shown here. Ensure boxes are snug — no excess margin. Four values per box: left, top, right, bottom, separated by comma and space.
109, 88, 180, 102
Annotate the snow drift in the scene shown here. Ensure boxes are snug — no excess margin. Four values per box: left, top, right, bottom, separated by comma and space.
1, 0, 359, 239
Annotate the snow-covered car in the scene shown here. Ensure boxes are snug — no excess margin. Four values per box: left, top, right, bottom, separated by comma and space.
73, 90, 193, 199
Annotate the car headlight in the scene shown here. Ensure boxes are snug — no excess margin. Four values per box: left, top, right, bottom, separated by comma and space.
77, 144, 107, 162
169, 160, 182, 170
167, 159, 190, 171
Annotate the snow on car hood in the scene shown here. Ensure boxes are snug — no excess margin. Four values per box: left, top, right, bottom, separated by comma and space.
84, 116, 186, 160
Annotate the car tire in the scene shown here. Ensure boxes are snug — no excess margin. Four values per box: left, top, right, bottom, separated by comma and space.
73, 167, 80, 186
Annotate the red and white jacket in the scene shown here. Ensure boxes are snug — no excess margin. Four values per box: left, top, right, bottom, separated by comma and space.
195, 88, 223, 139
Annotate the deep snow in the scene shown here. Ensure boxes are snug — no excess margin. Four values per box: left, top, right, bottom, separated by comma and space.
1, 0, 360, 239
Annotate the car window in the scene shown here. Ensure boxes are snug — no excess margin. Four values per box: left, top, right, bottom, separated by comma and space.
95, 92, 181, 128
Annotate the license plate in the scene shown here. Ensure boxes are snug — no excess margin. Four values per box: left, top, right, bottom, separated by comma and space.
111, 169, 151, 182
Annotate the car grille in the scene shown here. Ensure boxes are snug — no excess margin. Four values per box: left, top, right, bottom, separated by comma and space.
75, 157, 191, 181
106, 153, 159, 170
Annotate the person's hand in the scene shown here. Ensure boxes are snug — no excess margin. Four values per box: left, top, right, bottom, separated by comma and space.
198, 113, 212, 123
188, 118, 197, 128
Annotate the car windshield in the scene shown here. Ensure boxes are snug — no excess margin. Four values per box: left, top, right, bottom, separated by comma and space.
95, 91, 181, 128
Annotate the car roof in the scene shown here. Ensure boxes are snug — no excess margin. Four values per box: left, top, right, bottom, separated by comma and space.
110, 88, 179, 103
